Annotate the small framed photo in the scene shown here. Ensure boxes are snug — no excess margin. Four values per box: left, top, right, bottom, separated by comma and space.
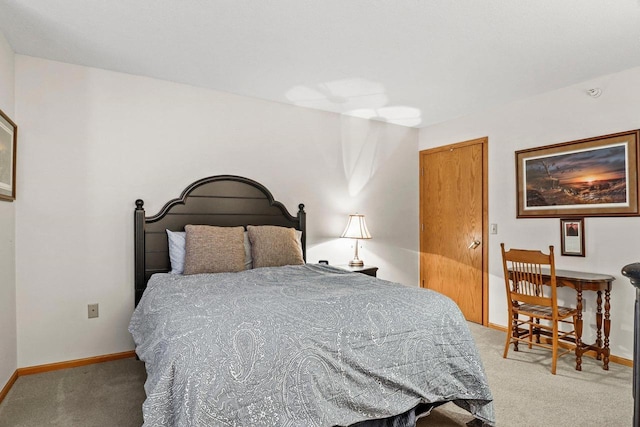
560, 218, 585, 257
0, 108, 17, 202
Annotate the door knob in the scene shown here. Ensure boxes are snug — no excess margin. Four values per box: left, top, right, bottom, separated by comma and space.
468, 240, 481, 249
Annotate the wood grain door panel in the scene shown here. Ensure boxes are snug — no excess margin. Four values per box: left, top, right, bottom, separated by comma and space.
420, 139, 487, 324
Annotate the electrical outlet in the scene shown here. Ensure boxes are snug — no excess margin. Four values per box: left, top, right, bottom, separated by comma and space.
490, 223, 498, 234
88, 303, 99, 319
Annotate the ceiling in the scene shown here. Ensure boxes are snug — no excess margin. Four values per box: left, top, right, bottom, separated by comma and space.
1, 1, 639, 128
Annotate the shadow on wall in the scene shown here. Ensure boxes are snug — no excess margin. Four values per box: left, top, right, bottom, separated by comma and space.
340, 116, 406, 196
286, 77, 420, 197
343, 117, 379, 196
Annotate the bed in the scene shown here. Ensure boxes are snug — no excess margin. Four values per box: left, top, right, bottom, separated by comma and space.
129, 175, 495, 427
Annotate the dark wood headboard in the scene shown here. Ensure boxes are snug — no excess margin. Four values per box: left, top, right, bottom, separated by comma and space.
134, 175, 306, 305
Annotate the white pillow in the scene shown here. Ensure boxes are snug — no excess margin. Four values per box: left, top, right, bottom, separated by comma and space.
166, 229, 254, 274
166, 230, 186, 274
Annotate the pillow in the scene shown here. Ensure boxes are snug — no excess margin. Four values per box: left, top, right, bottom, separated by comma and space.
247, 225, 305, 268
166, 230, 186, 274
242, 229, 302, 267
167, 229, 253, 273
183, 225, 246, 274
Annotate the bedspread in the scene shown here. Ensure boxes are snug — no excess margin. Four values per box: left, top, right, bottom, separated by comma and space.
129, 264, 495, 426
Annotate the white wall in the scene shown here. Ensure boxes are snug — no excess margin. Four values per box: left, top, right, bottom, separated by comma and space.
420, 66, 640, 360
14, 55, 419, 367
0, 30, 16, 389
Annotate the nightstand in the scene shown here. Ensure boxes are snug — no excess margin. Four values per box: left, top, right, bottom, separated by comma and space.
336, 264, 378, 278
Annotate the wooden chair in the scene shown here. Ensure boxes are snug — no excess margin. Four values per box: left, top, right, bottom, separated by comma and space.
500, 243, 578, 374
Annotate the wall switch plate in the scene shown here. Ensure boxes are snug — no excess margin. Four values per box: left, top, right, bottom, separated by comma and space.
88, 303, 99, 319
490, 223, 498, 234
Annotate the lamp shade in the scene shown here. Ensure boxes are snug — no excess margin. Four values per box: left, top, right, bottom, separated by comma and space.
340, 214, 372, 239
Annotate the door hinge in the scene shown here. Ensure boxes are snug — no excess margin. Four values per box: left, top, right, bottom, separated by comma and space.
421, 223, 424, 232
421, 167, 424, 177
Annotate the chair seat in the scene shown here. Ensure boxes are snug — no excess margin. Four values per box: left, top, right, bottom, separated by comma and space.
517, 303, 577, 319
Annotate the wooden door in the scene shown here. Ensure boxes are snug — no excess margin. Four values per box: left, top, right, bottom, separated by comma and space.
420, 137, 488, 324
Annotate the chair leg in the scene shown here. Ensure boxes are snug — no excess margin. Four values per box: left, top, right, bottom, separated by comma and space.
551, 323, 558, 375
513, 313, 519, 352
504, 314, 514, 358
528, 316, 533, 349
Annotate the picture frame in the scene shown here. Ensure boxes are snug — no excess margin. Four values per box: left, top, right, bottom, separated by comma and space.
516, 130, 640, 218
0, 108, 17, 202
560, 218, 585, 257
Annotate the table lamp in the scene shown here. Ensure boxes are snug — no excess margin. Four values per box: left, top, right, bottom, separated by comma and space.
341, 214, 372, 266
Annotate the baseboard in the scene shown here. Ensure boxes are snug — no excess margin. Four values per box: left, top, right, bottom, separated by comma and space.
0, 350, 136, 405
0, 370, 18, 405
17, 350, 137, 376
488, 322, 633, 368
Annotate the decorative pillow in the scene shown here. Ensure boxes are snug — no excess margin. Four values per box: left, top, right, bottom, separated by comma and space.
166, 230, 186, 274
242, 229, 302, 268
183, 225, 246, 274
247, 225, 305, 268
167, 229, 253, 273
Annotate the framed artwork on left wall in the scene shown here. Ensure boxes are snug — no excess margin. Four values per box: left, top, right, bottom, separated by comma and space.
0, 108, 17, 202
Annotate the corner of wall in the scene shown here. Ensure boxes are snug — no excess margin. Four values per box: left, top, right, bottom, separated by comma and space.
0, 27, 17, 393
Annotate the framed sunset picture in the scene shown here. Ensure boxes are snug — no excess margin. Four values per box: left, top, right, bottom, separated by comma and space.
516, 130, 640, 218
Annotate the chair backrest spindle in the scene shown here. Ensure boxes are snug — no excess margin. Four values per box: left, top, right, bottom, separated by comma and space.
501, 243, 557, 315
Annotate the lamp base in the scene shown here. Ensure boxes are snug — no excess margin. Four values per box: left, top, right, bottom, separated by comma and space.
349, 259, 364, 267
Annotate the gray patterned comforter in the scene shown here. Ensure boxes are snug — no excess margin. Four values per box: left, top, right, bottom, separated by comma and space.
129, 264, 495, 426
